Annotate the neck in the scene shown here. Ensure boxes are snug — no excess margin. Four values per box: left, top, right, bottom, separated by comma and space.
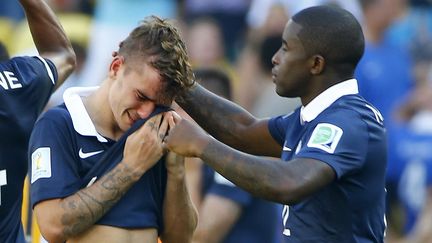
301, 74, 350, 106
83, 80, 123, 140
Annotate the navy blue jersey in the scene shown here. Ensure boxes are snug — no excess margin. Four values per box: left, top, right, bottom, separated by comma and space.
28, 87, 167, 231
268, 79, 387, 243
202, 165, 282, 243
0, 56, 57, 243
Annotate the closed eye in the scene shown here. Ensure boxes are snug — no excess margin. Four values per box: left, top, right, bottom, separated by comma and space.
136, 91, 149, 102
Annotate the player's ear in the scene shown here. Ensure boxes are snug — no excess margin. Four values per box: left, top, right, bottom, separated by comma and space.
309, 55, 325, 75
109, 55, 125, 79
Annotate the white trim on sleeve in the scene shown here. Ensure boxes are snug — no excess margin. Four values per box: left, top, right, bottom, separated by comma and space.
35, 56, 55, 85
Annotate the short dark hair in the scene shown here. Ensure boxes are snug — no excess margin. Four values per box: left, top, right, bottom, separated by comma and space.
0, 41, 9, 61
119, 16, 194, 102
292, 5, 365, 75
194, 68, 231, 99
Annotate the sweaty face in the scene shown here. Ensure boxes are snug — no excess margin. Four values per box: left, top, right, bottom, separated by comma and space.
271, 20, 311, 98
109, 61, 168, 132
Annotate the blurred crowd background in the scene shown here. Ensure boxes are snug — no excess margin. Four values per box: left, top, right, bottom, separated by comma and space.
2, 0, 432, 242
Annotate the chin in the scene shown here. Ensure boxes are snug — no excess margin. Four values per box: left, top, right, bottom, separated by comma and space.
275, 87, 297, 98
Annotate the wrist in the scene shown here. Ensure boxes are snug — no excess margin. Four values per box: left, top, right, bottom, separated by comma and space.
196, 135, 213, 158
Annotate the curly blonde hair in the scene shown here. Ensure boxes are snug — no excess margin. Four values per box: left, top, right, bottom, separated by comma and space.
118, 16, 194, 102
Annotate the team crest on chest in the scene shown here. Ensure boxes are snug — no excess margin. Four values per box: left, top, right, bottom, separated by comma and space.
307, 123, 343, 154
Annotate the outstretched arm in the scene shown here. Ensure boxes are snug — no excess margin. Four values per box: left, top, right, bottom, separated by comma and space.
164, 119, 335, 204
177, 84, 281, 157
19, 0, 76, 90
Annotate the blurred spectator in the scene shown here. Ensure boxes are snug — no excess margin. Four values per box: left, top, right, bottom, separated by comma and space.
247, 0, 363, 31
236, 3, 300, 116
181, 0, 250, 61
236, 33, 301, 117
185, 17, 238, 93
386, 76, 432, 243
385, 0, 432, 59
386, 40, 432, 241
0, 1, 24, 22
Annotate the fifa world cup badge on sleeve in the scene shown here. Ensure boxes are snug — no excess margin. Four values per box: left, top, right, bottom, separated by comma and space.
0, 170, 6, 205
31, 147, 52, 183
307, 123, 343, 154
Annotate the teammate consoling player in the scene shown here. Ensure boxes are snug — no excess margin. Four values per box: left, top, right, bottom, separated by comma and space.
165, 5, 387, 243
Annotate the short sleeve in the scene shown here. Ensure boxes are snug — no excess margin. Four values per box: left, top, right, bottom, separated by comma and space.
296, 111, 369, 179
268, 111, 298, 146
1, 56, 58, 115
28, 110, 81, 208
207, 172, 252, 206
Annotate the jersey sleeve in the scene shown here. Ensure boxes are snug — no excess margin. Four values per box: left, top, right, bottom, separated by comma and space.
268, 111, 298, 146
296, 110, 369, 179
10, 56, 58, 84
28, 109, 81, 208
5, 56, 58, 114
207, 172, 252, 206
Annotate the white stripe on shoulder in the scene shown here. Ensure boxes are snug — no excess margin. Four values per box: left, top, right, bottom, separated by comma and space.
35, 56, 55, 85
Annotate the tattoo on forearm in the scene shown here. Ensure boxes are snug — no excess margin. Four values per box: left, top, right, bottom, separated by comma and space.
60, 163, 137, 238
202, 142, 270, 197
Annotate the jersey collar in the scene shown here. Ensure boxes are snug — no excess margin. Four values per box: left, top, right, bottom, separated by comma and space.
63, 86, 108, 142
300, 79, 359, 124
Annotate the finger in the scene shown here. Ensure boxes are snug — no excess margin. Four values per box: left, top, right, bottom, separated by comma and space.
161, 136, 169, 151
158, 115, 169, 141
171, 111, 182, 123
147, 114, 162, 133
168, 114, 176, 129
154, 113, 163, 128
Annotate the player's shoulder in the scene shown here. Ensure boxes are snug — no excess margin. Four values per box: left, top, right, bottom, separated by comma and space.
328, 95, 380, 118
318, 95, 384, 131
36, 104, 72, 127
1, 56, 39, 69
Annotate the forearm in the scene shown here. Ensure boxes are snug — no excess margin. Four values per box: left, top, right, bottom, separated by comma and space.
193, 195, 242, 243
51, 162, 141, 241
161, 169, 198, 243
199, 138, 326, 204
19, 0, 73, 55
177, 84, 256, 148
19, 0, 75, 88
200, 139, 285, 203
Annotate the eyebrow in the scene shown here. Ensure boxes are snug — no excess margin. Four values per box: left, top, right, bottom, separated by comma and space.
137, 90, 156, 102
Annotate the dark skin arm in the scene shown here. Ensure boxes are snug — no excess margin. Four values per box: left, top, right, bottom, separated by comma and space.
19, 0, 76, 90
164, 119, 335, 204
176, 84, 281, 157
